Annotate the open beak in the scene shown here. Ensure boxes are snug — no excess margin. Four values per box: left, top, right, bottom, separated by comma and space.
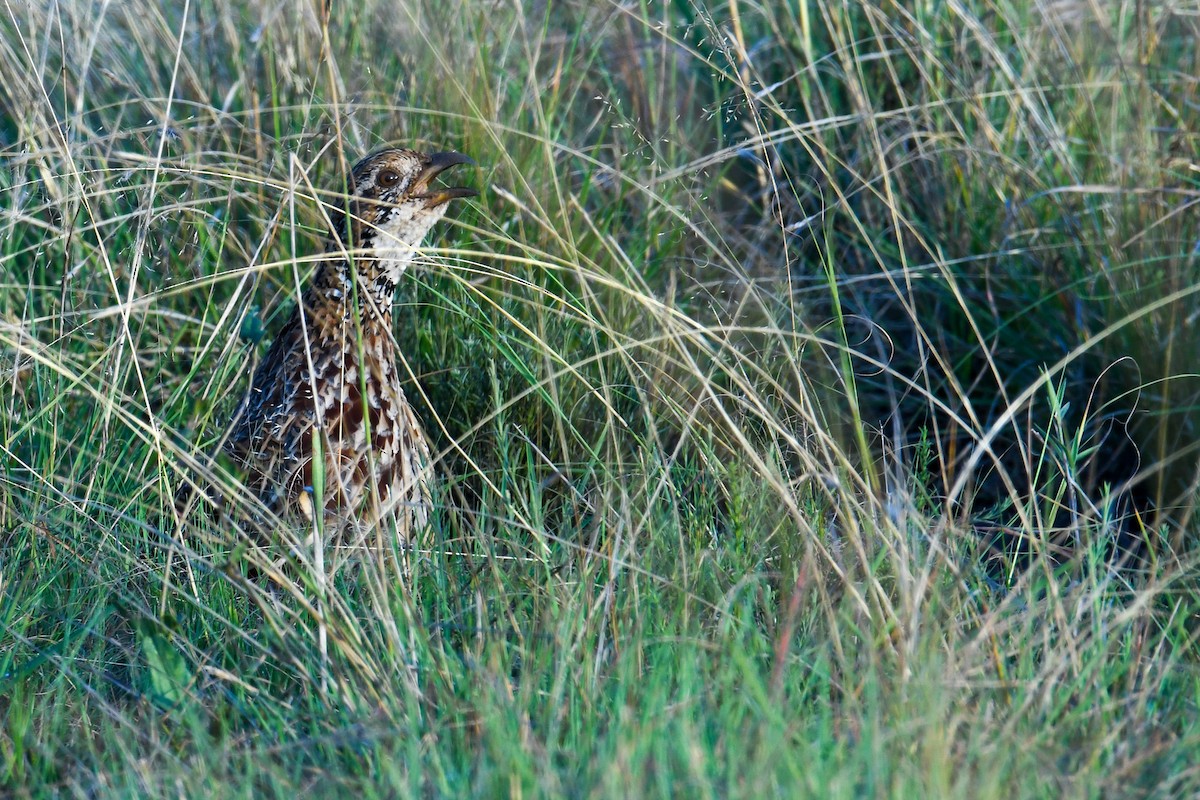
414, 151, 478, 208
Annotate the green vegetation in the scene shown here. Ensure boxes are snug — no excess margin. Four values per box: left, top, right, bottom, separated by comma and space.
2, 0, 1198, 796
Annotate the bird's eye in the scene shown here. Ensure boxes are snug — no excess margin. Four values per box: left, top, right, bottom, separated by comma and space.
378, 170, 400, 188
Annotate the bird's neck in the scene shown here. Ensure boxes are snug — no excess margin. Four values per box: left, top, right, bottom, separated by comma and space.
304, 255, 402, 329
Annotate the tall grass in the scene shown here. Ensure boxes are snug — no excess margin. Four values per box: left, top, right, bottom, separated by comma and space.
2, 0, 1198, 796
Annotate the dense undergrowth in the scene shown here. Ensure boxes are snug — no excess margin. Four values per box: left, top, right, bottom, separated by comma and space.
1, 1, 1198, 797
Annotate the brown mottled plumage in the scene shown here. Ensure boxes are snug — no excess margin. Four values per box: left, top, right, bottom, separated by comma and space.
225, 148, 475, 538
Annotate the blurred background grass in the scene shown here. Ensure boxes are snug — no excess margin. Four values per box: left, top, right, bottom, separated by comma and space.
1, 0, 1198, 796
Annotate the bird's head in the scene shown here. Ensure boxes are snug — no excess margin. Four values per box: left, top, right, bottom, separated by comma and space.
328, 147, 476, 298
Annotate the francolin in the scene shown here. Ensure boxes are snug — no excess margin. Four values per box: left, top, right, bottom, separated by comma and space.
222, 148, 475, 540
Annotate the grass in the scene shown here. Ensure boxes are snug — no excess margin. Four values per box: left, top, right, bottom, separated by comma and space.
2, 0, 1199, 796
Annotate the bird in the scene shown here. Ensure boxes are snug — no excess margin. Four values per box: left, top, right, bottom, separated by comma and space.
214, 147, 476, 543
